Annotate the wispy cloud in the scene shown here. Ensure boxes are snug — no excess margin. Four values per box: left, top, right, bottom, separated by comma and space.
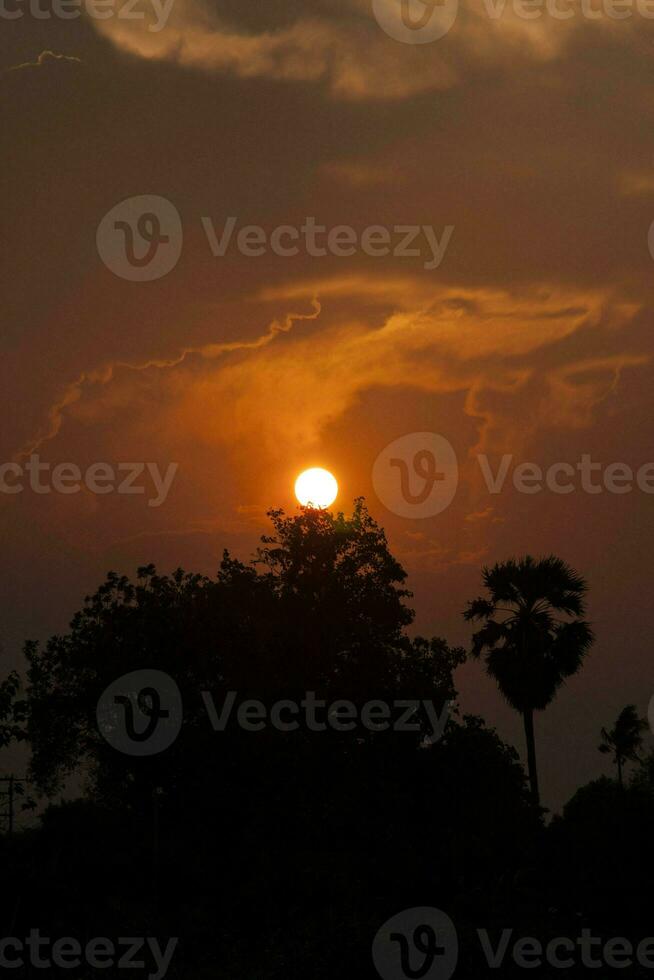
6, 50, 82, 73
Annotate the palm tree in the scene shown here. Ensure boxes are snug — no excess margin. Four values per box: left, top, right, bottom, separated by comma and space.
599, 705, 647, 788
464, 556, 593, 806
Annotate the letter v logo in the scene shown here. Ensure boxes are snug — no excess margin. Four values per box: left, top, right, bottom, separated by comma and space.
372, 0, 458, 43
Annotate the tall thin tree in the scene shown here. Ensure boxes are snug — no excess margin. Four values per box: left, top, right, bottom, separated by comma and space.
464, 556, 593, 806
599, 705, 647, 788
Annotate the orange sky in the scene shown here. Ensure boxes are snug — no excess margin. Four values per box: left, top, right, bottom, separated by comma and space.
1, 2, 654, 809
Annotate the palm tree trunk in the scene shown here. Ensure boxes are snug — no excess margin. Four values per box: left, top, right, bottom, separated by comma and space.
523, 708, 540, 806
617, 757, 623, 789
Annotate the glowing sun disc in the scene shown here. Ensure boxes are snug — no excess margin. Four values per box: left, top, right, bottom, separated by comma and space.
295, 468, 338, 508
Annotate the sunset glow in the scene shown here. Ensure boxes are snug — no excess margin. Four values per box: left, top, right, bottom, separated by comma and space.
4, 0, 654, 913
294, 468, 338, 508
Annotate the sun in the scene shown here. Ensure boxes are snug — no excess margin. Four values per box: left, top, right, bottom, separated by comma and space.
295, 468, 338, 509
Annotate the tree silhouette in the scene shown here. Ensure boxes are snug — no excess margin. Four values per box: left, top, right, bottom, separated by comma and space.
549, 772, 654, 930
24, 500, 463, 803
464, 555, 593, 806
0, 669, 26, 751
5, 506, 587, 975
631, 749, 654, 791
599, 704, 647, 788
